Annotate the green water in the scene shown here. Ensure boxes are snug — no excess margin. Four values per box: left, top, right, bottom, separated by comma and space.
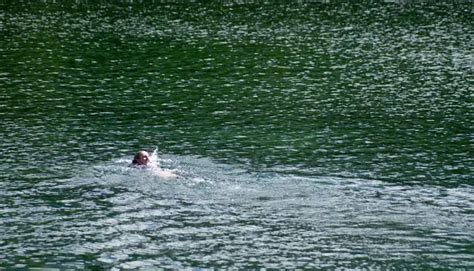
0, 1, 473, 269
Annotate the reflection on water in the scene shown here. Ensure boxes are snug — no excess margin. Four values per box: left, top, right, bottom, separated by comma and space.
0, 1, 473, 269
2, 155, 473, 269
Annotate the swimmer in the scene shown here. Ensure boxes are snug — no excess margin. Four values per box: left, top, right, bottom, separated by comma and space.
132, 150, 151, 166
131, 150, 178, 179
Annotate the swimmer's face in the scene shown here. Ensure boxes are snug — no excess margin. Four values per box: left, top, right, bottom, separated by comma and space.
135, 151, 150, 165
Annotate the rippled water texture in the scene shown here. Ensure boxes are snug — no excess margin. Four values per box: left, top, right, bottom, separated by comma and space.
0, 1, 473, 269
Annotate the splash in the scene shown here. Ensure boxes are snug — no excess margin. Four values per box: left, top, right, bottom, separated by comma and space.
148, 148, 178, 180
149, 147, 169, 167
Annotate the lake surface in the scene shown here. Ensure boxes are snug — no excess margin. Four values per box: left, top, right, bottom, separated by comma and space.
0, 1, 473, 269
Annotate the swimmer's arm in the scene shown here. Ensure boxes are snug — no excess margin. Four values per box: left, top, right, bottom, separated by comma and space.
157, 169, 178, 179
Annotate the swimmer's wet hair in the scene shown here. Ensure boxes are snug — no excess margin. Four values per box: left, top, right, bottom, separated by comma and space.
132, 152, 143, 165
132, 157, 139, 165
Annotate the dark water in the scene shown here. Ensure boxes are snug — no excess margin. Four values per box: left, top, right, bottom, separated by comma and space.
1, 1, 473, 269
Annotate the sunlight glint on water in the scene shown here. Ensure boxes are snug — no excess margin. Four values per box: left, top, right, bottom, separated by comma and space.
0, 1, 472, 269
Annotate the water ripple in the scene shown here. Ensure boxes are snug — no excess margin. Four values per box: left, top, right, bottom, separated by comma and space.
1, 2, 473, 269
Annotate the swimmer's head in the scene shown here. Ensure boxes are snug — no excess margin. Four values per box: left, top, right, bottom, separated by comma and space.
132, 150, 150, 166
